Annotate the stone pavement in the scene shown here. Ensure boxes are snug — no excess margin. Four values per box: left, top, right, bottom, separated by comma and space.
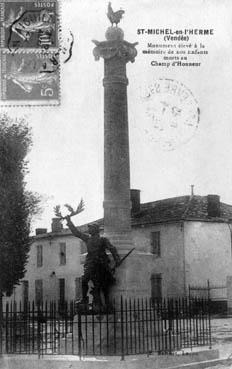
204, 318, 232, 369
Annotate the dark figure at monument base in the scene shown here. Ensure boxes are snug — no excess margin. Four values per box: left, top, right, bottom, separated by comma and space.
66, 216, 120, 309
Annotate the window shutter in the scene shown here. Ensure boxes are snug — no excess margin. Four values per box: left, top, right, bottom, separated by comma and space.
80, 240, 87, 254
59, 243, 66, 265
35, 279, 43, 304
151, 231, 161, 256
37, 245, 43, 267
75, 277, 82, 300
59, 278, 65, 302
22, 280, 29, 308
151, 273, 162, 300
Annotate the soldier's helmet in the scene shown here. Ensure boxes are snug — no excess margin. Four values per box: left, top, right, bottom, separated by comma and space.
88, 223, 100, 233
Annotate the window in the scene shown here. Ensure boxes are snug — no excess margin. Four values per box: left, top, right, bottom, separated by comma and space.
59, 278, 65, 303
75, 277, 82, 300
37, 245, 43, 267
80, 240, 87, 254
59, 243, 66, 265
22, 280, 29, 308
151, 273, 162, 301
151, 231, 161, 256
35, 279, 43, 305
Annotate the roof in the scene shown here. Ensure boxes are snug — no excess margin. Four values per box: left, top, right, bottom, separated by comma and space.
33, 220, 104, 240
34, 195, 232, 239
132, 195, 232, 226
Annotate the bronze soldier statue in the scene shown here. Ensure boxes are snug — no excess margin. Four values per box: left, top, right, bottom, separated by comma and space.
66, 216, 120, 308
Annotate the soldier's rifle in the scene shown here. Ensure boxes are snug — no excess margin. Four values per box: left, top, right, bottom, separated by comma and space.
112, 247, 135, 273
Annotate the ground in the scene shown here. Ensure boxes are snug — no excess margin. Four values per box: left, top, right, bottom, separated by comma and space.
205, 317, 232, 368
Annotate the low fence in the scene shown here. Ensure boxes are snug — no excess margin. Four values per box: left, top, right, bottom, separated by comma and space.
189, 280, 227, 314
1, 297, 211, 359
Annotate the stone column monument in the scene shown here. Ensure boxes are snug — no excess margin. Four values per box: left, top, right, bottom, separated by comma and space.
92, 5, 151, 299
92, 16, 137, 251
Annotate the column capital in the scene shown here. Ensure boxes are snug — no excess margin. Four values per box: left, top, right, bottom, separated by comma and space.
92, 39, 138, 63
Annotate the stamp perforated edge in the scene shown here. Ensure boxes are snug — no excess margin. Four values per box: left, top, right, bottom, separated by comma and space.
0, 49, 61, 106
0, 0, 61, 53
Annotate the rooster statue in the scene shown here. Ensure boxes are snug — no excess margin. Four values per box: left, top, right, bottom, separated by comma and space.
107, 2, 125, 26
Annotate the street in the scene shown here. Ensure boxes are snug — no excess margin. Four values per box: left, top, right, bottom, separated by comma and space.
205, 318, 232, 368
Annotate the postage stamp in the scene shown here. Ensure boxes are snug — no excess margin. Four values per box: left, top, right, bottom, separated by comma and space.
0, 0, 59, 51
0, 51, 60, 105
140, 78, 200, 150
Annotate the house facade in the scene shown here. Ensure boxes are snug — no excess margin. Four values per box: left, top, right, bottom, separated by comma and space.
131, 193, 232, 308
4, 192, 232, 310
5, 219, 86, 307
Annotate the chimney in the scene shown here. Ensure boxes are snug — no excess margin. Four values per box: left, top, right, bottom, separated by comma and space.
130, 189, 140, 214
191, 185, 194, 196
51, 218, 63, 233
207, 195, 220, 217
35, 228, 47, 236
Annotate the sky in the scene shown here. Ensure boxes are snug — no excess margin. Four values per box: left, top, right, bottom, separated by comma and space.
2, 0, 232, 233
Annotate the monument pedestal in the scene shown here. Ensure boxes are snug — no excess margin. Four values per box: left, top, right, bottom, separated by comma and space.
111, 252, 155, 300
72, 304, 177, 356
73, 313, 117, 356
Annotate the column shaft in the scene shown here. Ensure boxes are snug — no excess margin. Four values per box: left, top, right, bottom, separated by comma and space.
103, 58, 131, 245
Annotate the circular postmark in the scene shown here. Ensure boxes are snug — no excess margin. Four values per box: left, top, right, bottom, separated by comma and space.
140, 78, 200, 150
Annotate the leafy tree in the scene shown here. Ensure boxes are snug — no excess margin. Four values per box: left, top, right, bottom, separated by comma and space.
0, 114, 41, 298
